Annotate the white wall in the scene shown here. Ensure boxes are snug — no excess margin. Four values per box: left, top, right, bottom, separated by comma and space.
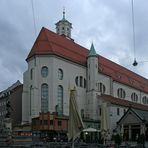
51, 56, 86, 115
22, 55, 87, 122
109, 105, 127, 132
22, 54, 148, 133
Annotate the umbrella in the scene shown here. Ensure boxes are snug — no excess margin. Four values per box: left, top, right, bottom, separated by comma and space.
101, 102, 108, 131
68, 88, 84, 141
100, 102, 109, 144
83, 128, 100, 132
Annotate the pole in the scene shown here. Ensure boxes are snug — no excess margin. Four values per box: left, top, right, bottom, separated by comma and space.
72, 137, 74, 148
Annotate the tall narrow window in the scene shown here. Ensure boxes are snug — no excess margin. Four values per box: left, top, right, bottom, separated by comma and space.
99, 108, 102, 116
58, 69, 63, 80
80, 76, 83, 87
131, 93, 138, 102
117, 88, 126, 99
84, 78, 86, 88
142, 96, 148, 104
41, 66, 48, 77
98, 83, 106, 94
57, 85, 63, 115
75, 76, 79, 86
41, 84, 48, 112
123, 109, 126, 114
117, 108, 120, 115
30, 85, 33, 115
30, 68, 33, 80
81, 109, 84, 119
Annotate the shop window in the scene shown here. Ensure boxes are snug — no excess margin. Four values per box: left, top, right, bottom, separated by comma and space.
50, 120, 53, 125
58, 120, 62, 126
44, 120, 48, 125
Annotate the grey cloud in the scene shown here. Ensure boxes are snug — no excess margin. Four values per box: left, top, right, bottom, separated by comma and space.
0, 0, 148, 90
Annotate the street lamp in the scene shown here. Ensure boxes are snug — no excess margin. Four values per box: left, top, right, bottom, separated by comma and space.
132, 58, 138, 66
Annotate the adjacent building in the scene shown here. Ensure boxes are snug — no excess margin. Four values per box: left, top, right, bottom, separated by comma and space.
0, 80, 23, 128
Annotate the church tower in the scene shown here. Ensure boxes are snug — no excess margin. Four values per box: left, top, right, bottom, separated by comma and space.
86, 43, 99, 120
87, 43, 98, 91
55, 9, 72, 38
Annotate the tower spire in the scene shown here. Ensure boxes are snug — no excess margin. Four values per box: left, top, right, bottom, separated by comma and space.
55, 9, 72, 38
63, 7, 65, 20
88, 43, 97, 57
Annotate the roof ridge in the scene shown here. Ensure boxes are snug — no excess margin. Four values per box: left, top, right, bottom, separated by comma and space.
43, 27, 88, 57
26, 27, 148, 92
27, 27, 54, 60
99, 55, 148, 82
50, 40, 87, 58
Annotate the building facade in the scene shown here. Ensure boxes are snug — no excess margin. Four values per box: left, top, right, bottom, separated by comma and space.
22, 13, 148, 138
0, 80, 23, 128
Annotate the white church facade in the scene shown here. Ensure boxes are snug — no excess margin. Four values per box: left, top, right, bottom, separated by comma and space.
22, 12, 148, 140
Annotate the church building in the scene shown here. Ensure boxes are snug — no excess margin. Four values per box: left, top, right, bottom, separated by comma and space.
22, 11, 148, 140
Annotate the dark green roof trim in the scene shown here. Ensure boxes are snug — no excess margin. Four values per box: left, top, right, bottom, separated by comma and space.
117, 107, 148, 125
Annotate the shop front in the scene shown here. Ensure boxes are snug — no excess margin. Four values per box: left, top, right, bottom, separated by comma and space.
117, 108, 148, 141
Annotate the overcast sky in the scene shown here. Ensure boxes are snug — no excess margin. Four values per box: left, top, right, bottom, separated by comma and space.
0, 0, 148, 91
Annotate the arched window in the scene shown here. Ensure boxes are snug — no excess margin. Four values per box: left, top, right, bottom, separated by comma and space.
57, 85, 63, 115
131, 93, 138, 102
75, 76, 86, 88
75, 76, 79, 86
117, 88, 126, 99
41, 66, 48, 77
58, 69, 63, 80
41, 84, 48, 112
142, 96, 148, 104
98, 83, 106, 94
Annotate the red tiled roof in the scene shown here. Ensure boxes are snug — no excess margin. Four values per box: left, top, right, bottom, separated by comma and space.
27, 27, 148, 93
27, 27, 88, 66
101, 94, 148, 111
